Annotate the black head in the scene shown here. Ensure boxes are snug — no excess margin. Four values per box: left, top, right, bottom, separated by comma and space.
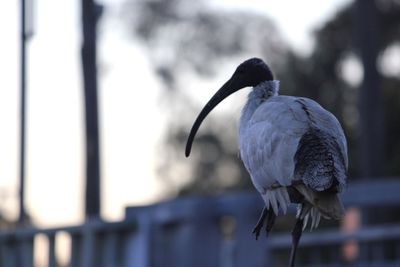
231, 58, 274, 88
185, 58, 274, 157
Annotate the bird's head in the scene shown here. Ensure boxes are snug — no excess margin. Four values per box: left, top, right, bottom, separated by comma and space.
230, 58, 274, 88
185, 58, 274, 157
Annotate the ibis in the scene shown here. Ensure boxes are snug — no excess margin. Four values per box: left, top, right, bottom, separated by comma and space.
185, 58, 348, 267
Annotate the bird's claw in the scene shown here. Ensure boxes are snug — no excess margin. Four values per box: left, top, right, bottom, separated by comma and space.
252, 223, 263, 240
252, 206, 276, 240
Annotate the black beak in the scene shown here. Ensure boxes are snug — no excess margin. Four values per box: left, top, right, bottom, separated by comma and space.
185, 76, 241, 157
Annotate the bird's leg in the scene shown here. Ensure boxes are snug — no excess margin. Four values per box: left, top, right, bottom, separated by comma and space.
252, 206, 268, 240
265, 210, 276, 237
289, 218, 304, 267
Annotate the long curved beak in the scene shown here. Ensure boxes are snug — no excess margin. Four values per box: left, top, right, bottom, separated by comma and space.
185, 77, 240, 157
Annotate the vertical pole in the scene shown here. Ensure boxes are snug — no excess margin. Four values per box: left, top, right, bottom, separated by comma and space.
354, 0, 384, 245
354, 0, 384, 178
18, 0, 27, 225
81, 0, 102, 220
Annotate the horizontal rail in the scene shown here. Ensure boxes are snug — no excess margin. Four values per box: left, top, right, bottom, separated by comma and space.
341, 177, 400, 206
0, 218, 137, 240
269, 224, 400, 248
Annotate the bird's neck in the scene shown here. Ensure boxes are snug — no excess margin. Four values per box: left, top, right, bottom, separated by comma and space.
251, 80, 280, 100
239, 80, 280, 136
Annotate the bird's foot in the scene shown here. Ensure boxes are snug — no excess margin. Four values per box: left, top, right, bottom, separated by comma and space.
252, 206, 268, 240
252, 207, 276, 240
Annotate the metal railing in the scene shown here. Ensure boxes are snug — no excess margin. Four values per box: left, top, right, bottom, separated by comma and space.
124, 178, 400, 267
0, 219, 136, 267
1, 177, 400, 267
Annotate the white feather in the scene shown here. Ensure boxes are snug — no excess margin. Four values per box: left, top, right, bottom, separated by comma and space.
239, 81, 347, 228
261, 187, 290, 216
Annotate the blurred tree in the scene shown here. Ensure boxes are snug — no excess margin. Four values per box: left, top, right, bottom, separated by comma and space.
281, 0, 400, 178
122, 0, 288, 196
122, 0, 400, 196
123, 0, 287, 88
282, 0, 400, 228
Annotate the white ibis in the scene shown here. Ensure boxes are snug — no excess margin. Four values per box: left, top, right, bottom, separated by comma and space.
185, 58, 348, 267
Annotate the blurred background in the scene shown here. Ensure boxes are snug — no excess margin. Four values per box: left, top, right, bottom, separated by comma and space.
1, 0, 400, 266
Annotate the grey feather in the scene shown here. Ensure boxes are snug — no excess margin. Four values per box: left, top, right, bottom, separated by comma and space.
294, 128, 347, 192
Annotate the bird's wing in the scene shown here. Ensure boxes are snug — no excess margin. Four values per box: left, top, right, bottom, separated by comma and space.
292, 97, 348, 192
294, 98, 348, 168
240, 96, 309, 191
239, 96, 348, 194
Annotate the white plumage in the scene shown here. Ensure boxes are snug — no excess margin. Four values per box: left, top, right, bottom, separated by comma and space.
239, 80, 347, 228
185, 58, 348, 267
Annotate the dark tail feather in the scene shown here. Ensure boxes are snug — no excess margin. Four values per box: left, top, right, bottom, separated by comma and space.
294, 184, 345, 220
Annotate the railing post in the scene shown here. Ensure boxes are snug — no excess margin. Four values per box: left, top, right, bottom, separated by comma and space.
103, 233, 118, 267
70, 233, 82, 267
48, 233, 57, 267
1, 238, 17, 267
150, 198, 220, 267
229, 204, 270, 266
17, 236, 34, 267
80, 227, 95, 267
124, 207, 152, 267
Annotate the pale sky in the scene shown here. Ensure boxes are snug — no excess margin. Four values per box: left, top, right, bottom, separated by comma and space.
0, 0, 351, 227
